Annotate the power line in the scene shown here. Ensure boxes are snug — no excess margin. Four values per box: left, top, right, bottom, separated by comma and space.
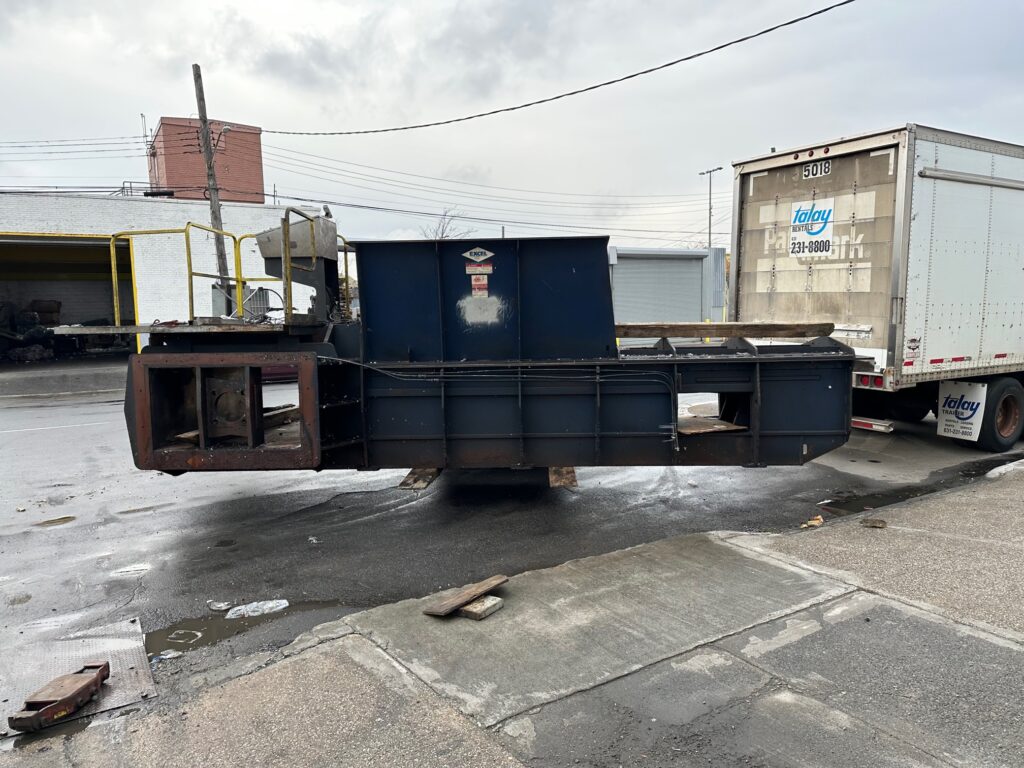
0, 141, 729, 234
254, 163, 720, 230
0, 146, 156, 156
0, 146, 727, 232
0, 134, 144, 145
0, 137, 734, 211
257, 153, 729, 213
254, 187, 730, 237
154, 143, 731, 231
263, 0, 859, 136
150, 140, 729, 211
0, 154, 147, 163
259, 161, 722, 225
0, 181, 726, 241
146, 141, 733, 221
263, 144, 728, 200
151, 140, 732, 206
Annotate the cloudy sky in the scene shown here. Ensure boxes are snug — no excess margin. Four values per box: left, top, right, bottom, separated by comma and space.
1, 0, 1021, 247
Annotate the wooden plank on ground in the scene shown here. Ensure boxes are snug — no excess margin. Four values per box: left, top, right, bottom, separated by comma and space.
614, 322, 834, 339
399, 467, 442, 490
547, 466, 578, 489
423, 574, 508, 617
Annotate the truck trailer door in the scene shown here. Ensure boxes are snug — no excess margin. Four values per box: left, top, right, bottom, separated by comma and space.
734, 145, 900, 370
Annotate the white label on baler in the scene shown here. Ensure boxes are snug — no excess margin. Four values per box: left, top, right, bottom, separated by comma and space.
463, 247, 494, 263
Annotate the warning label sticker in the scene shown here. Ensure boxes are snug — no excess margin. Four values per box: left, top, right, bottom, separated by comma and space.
466, 262, 493, 275
471, 274, 489, 297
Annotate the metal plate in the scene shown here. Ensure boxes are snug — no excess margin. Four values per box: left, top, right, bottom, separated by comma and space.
1, 619, 155, 728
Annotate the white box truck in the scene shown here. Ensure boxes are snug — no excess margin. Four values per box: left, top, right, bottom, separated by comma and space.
730, 124, 1024, 451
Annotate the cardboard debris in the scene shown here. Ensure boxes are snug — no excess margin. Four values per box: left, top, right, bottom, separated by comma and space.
800, 514, 825, 529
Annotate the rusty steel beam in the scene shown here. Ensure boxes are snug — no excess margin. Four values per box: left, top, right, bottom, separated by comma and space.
125, 351, 321, 471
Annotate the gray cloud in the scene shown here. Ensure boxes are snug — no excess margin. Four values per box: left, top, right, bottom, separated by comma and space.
420, 0, 571, 98
1, 0, 1023, 247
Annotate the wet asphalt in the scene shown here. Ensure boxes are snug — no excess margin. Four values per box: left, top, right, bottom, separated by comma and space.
1, 386, 1021, 687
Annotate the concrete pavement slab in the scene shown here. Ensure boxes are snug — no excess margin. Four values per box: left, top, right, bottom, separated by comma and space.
348, 534, 851, 726
0, 358, 127, 397
732, 471, 1024, 637
2, 634, 524, 768
812, 417, 1024, 485
501, 645, 947, 768
719, 591, 1024, 768
667, 686, 946, 768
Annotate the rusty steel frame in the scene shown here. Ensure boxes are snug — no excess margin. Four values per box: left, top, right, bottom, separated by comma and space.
126, 351, 321, 471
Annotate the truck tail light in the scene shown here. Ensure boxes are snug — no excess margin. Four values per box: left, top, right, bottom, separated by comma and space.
873, 376, 884, 388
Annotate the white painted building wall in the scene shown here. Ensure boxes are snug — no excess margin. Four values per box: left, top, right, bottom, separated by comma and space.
0, 193, 318, 324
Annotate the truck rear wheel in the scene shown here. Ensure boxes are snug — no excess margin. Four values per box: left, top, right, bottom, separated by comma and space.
976, 377, 1024, 452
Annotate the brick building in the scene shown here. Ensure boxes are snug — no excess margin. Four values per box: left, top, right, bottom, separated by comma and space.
148, 117, 265, 203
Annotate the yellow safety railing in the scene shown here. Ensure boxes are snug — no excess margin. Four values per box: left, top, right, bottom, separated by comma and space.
280, 207, 319, 324
182, 222, 278, 321
107, 213, 343, 326
109, 227, 186, 326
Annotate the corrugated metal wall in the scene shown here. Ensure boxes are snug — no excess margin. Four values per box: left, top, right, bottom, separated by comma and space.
612, 258, 702, 320
609, 246, 726, 346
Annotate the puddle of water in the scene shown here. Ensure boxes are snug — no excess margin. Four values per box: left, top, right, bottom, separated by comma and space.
32, 515, 76, 527
820, 453, 1023, 516
144, 599, 342, 656
1, 716, 91, 751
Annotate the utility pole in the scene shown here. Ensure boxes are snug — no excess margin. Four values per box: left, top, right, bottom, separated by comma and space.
698, 165, 722, 262
192, 63, 230, 295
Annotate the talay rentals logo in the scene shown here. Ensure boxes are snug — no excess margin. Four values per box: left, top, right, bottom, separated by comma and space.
791, 202, 833, 236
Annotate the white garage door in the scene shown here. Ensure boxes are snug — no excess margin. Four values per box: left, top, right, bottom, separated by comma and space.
613, 257, 703, 346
